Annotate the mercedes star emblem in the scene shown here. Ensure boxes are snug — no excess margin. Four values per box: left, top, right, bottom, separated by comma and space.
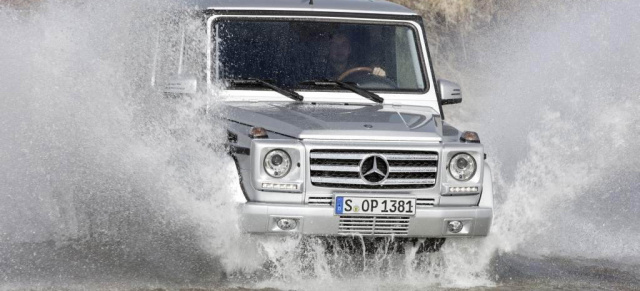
359, 155, 390, 184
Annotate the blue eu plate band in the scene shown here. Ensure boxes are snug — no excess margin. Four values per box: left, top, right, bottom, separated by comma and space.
335, 196, 344, 214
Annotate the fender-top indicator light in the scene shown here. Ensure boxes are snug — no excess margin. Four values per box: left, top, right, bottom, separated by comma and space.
249, 127, 268, 138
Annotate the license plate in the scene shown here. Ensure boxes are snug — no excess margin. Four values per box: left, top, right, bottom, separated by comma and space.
334, 196, 416, 216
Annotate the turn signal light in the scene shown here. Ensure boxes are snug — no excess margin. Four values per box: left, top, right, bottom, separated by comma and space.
249, 127, 268, 139
460, 131, 480, 143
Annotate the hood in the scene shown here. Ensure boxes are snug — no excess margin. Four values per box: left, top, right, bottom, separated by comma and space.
224, 102, 443, 142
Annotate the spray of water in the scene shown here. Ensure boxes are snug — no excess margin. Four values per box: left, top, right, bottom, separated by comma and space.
1, 0, 639, 290
447, 0, 640, 260
0, 0, 260, 287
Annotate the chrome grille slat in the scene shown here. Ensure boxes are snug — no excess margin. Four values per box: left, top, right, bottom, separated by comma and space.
385, 178, 437, 185
345, 222, 410, 225
340, 222, 410, 225
310, 152, 369, 160
341, 229, 408, 235
310, 150, 438, 190
343, 234, 409, 236
341, 218, 409, 222
389, 166, 437, 173
307, 196, 332, 206
416, 198, 435, 207
310, 177, 436, 185
310, 152, 437, 161
339, 226, 409, 229
384, 154, 438, 161
310, 165, 437, 173
309, 165, 360, 172
338, 215, 411, 236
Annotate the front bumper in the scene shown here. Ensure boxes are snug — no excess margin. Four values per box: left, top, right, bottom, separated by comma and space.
241, 202, 493, 237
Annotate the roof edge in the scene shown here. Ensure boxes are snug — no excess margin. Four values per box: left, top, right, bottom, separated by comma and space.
207, 7, 417, 16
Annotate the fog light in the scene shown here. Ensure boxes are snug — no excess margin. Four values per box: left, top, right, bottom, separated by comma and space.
276, 218, 298, 230
448, 220, 464, 233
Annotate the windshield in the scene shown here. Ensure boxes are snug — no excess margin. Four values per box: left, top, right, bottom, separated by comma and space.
212, 18, 427, 92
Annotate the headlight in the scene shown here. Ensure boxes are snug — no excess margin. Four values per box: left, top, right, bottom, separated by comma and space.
263, 149, 292, 178
449, 153, 477, 181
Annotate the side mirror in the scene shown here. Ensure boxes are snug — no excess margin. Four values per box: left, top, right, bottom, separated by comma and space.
437, 79, 462, 105
163, 75, 197, 95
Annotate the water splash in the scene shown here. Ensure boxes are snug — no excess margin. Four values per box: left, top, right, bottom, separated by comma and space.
446, 0, 640, 263
0, 0, 250, 285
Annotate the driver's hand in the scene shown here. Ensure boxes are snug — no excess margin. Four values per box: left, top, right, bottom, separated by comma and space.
372, 67, 387, 77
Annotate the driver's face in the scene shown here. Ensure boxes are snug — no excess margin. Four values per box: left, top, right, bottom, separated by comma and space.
329, 34, 351, 64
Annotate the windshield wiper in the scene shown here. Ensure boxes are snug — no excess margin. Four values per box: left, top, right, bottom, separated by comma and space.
229, 78, 303, 102
299, 79, 384, 104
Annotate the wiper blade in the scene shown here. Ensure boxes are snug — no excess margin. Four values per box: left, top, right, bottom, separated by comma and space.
229, 78, 303, 102
299, 79, 384, 104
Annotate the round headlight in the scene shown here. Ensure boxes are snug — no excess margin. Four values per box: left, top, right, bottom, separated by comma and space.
264, 149, 292, 178
449, 153, 477, 181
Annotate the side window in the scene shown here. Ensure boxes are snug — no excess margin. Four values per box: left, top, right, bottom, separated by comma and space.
181, 17, 207, 87
151, 17, 182, 88
151, 15, 205, 90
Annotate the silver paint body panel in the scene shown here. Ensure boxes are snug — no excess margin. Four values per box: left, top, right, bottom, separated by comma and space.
224, 102, 442, 142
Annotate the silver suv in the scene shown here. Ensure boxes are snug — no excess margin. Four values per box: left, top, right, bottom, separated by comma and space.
162, 0, 493, 250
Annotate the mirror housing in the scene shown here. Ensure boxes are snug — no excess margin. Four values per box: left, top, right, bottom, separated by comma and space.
438, 79, 462, 105
163, 75, 197, 95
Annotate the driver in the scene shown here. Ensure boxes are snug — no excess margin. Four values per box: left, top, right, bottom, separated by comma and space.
327, 33, 386, 80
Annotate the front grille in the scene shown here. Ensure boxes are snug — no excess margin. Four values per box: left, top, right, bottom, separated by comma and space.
307, 196, 436, 207
417, 198, 435, 207
310, 150, 438, 189
307, 196, 333, 206
339, 216, 410, 236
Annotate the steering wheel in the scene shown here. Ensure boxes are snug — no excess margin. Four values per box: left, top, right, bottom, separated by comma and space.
338, 66, 398, 89
338, 66, 374, 81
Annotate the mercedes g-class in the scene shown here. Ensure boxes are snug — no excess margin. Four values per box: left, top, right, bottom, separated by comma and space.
160, 0, 494, 251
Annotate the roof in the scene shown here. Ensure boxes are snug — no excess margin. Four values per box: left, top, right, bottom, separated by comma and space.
193, 0, 417, 16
